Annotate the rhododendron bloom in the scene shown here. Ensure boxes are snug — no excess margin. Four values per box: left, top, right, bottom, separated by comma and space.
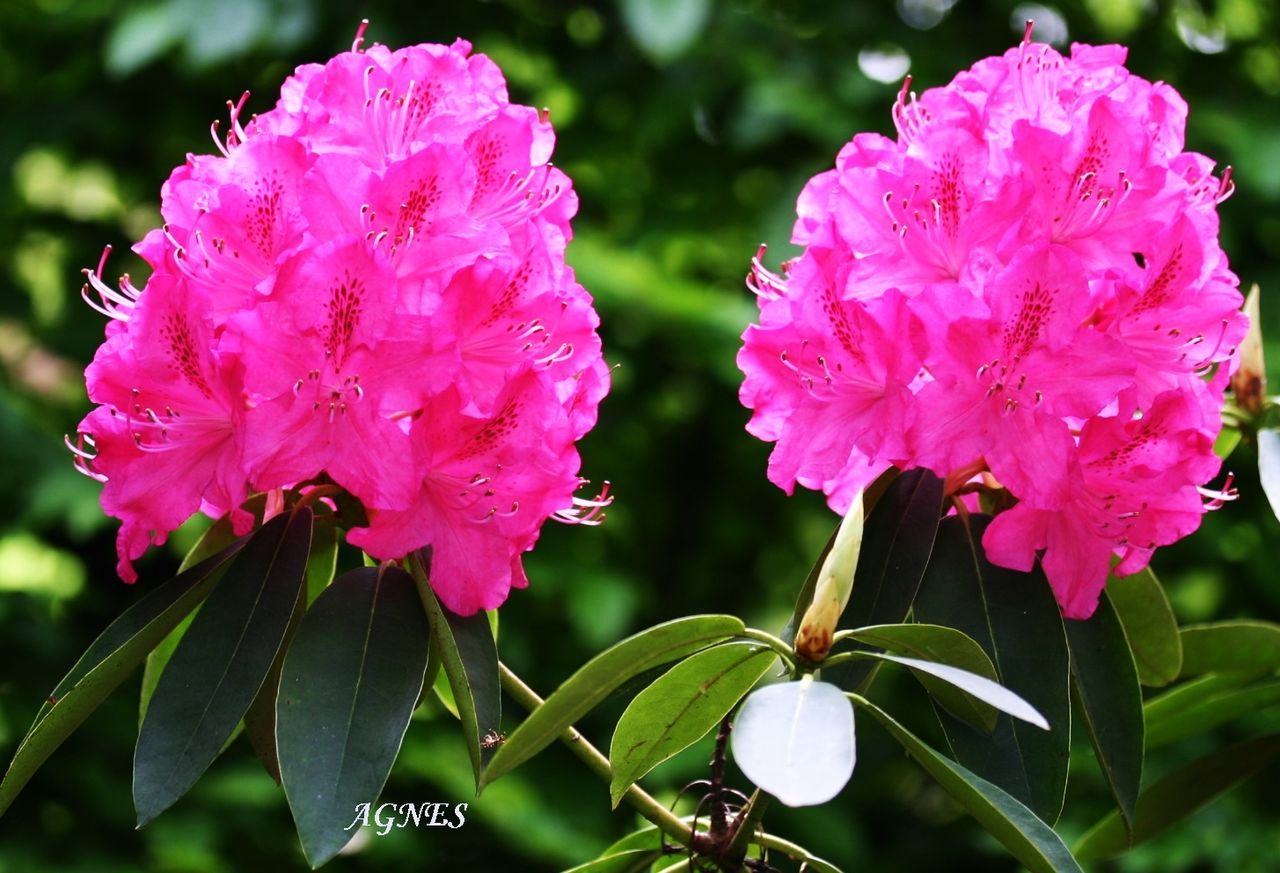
76, 31, 609, 614
739, 30, 1245, 619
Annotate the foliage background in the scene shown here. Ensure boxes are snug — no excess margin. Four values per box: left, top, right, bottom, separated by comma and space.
0, 0, 1277, 870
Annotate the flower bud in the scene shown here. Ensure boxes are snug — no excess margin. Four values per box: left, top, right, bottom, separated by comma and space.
794, 493, 865, 662
1232, 285, 1266, 417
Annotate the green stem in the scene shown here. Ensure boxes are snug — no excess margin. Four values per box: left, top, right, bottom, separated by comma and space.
738, 628, 798, 670
723, 788, 770, 863
497, 661, 695, 849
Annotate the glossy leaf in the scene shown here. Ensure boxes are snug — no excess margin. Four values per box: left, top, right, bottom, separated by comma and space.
609, 642, 774, 805
731, 676, 855, 807
823, 468, 944, 689
1074, 734, 1280, 860
0, 541, 243, 817
1259, 428, 1280, 522
842, 623, 1000, 730
1106, 567, 1182, 687
242, 579, 309, 785
134, 507, 313, 826
858, 698, 1082, 873
912, 515, 1071, 823
483, 614, 744, 787
1064, 592, 1144, 834
854, 652, 1047, 729
409, 550, 501, 788
1178, 620, 1280, 676
1146, 680, 1280, 749
278, 565, 430, 868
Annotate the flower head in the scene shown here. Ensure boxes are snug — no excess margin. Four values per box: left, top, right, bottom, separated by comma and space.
739, 32, 1245, 619
77, 31, 608, 614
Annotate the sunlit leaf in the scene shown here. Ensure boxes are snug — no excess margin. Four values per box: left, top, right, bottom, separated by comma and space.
609, 642, 774, 805
1259, 429, 1280, 522
856, 652, 1047, 729
731, 676, 855, 807
482, 614, 743, 787
1106, 567, 1182, 687
841, 623, 1000, 730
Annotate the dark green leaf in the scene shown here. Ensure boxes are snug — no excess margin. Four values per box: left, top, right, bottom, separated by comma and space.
841, 623, 1000, 730
278, 564, 430, 868
912, 515, 1071, 823
1146, 680, 1280, 748
823, 468, 944, 690
243, 579, 309, 785
133, 507, 312, 826
409, 550, 501, 788
858, 698, 1083, 873
482, 614, 744, 786
1178, 620, 1280, 676
1106, 567, 1182, 687
1065, 592, 1144, 834
139, 498, 264, 726
0, 541, 243, 817
1074, 734, 1280, 860
609, 642, 774, 805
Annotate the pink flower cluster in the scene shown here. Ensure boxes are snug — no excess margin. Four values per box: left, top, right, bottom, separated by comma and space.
739, 35, 1245, 618
75, 34, 609, 615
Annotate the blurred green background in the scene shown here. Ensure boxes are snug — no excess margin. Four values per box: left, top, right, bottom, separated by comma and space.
1, 0, 1278, 870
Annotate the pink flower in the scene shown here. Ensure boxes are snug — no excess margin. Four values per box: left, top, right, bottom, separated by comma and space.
739, 33, 1245, 618
76, 35, 608, 614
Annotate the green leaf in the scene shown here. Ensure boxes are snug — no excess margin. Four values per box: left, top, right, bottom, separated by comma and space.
912, 515, 1071, 824
409, 550, 501, 788
0, 541, 243, 817
857, 698, 1083, 873
1064, 592, 1144, 835
1178, 620, 1280, 676
305, 517, 339, 605
1106, 567, 1182, 687
1074, 734, 1280, 860
140, 498, 265, 725
841, 623, 1001, 730
243, 579, 309, 785
1143, 671, 1266, 724
278, 564, 430, 868
1214, 426, 1242, 459
482, 614, 744, 787
823, 468, 945, 690
563, 849, 663, 873
1146, 680, 1280, 748
134, 507, 313, 826
608, 642, 774, 805
1258, 428, 1280, 522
